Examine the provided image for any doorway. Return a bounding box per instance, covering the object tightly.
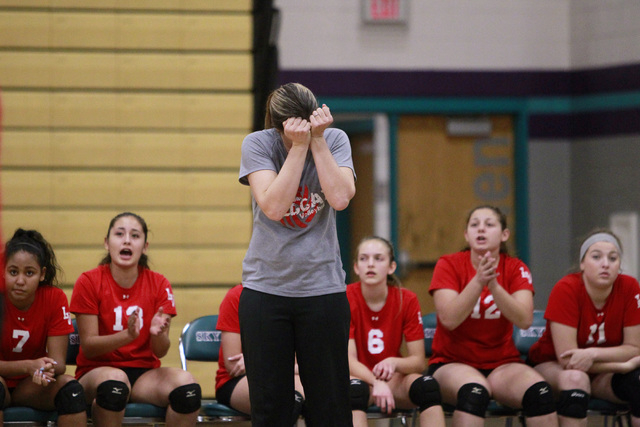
[342,114,516,314]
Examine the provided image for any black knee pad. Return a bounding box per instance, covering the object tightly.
[409,375,441,412]
[557,389,589,419]
[350,379,370,411]
[169,383,201,414]
[54,380,86,415]
[456,383,490,418]
[292,390,304,425]
[96,380,129,412]
[522,381,555,418]
[612,368,640,417]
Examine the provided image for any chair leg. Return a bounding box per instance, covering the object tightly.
[412,409,419,427]
[518,414,527,427]
[386,417,406,427]
[617,412,632,427]
[612,414,622,427]
[604,413,630,427]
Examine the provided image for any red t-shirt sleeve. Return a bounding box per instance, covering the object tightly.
[505,258,535,294]
[48,288,74,336]
[217,285,241,333]
[429,256,461,294]
[402,290,424,343]
[154,273,177,317]
[215,285,243,391]
[70,272,100,315]
[545,278,580,328]
[346,283,360,340]
[622,276,640,327]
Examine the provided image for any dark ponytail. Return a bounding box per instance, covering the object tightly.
[5,228,61,286]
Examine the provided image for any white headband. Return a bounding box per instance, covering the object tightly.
[580,232,622,261]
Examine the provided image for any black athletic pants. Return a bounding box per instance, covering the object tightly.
[238,288,353,427]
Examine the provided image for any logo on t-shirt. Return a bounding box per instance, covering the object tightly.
[281,186,325,228]
[166,288,175,307]
[519,267,532,284]
[62,306,71,325]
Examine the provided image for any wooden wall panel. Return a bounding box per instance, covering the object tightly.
[0,12,50,46]
[118,53,252,90]
[179,54,252,90]
[1,92,252,129]
[3,210,252,246]
[0,52,251,90]
[56,248,245,286]
[178,15,252,51]
[0,92,53,127]
[2,171,248,208]
[2,131,243,168]
[0,11,251,51]
[51,13,117,48]
[0,0,252,13]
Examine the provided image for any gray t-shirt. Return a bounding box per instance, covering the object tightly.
[239,127,355,297]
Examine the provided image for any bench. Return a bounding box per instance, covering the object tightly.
[424,310,632,426]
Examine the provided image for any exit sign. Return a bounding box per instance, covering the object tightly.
[362,0,408,24]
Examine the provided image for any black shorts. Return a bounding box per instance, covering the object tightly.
[120,367,151,388]
[215,375,244,407]
[427,363,494,378]
[78,367,150,388]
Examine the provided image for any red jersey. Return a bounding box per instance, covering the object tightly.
[1,286,73,387]
[70,264,177,378]
[529,273,640,364]
[347,283,424,371]
[215,284,243,392]
[429,251,534,369]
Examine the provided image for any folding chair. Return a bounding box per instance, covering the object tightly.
[587,399,631,427]
[2,407,57,426]
[365,405,416,426]
[178,315,250,423]
[512,310,546,359]
[422,312,437,357]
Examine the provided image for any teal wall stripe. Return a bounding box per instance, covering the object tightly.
[323,92,640,115]
[388,114,400,252]
[514,112,529,262]
[570,91,640,112]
